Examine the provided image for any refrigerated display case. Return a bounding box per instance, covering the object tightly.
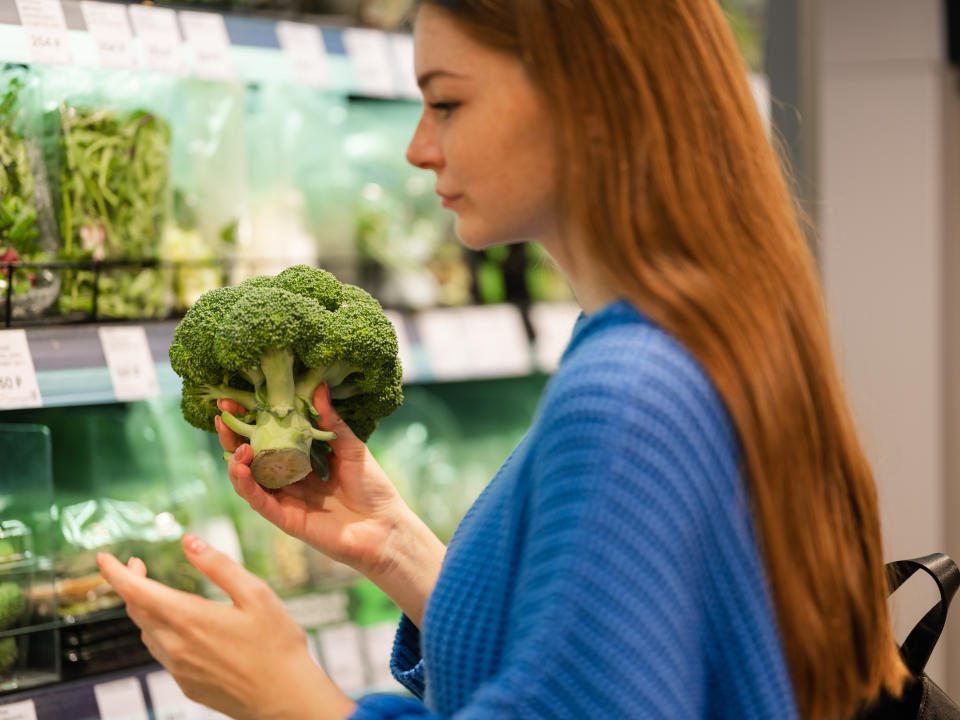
[0,0,780,716]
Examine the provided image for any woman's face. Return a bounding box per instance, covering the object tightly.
[407,4,559,251]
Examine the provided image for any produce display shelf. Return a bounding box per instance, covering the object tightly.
[0,0,420,100]
[9,321,180,409]
[0,301,581,409]
[0,660,167,720]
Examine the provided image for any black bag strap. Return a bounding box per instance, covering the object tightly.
[885,553,960,675]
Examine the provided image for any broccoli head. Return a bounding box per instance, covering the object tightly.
[169,265,403,489]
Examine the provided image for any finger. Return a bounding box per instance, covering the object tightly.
[312,383,358,451]
[227,443,254,478]
[231,469,289,528]
[182,535,275,610]
[215,414,244,454]
[217,398,247,415]
[127,556,147,577]
[97,552,200,618]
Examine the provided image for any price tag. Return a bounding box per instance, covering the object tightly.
[529,302,582,372]
[179,11,235,81]
[0,330,42,410]
[390,34,419,100]
[13,0,71,65]
[383,310,416,382]
[94,677,149,720]
[0,700,38,720]
[416,305,533,381]
[192,516,243,566]
[283,591,349,628]
[364,621,399,688]
[317,623,367,693]
[129,5,184,75]
[98,326,160,402]
[276,21,328,89]
[80,1,138,70]
[146,671,231,720]
[305,631,321,666]
[343,28,396,97]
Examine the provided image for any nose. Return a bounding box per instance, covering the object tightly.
[406,114,443,171]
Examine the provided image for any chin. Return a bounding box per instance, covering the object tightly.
[453,218,524,252]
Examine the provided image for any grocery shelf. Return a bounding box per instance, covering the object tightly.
[0,321,180,409]
[0,302,581,410]
[0,0,419,100]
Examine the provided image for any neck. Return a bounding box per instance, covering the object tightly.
[536,238,618,315]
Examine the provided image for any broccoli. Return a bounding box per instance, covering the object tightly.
[169,265,403,489]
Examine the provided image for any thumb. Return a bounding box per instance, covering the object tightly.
[312,383,359,451]
[182,534,274,610]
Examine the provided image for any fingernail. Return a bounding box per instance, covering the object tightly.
[96,552,105,568]
[214,416,222,431]
[183,534,206,554]
[217,400,225,412]
[323,382,331,402]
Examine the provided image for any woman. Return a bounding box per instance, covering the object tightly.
[97,1,910,718]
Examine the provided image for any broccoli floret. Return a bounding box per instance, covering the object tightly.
[169,265,404,489]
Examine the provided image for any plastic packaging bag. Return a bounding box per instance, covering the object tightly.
[346,99,469,309]
[237,84,355,283]
[0,65,59,321]
[39,67,174,320]
[163,79,247,312]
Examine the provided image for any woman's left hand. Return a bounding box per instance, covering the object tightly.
[96,535,357,720]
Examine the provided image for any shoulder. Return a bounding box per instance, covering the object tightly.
[526,301,744,550]
[541,300,735,458]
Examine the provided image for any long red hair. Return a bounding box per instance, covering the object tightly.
[418,1,909,718]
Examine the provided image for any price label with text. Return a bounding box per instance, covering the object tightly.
[80,1,138,70]
[276,21,328,88]
[318,624,367,694]
[129,5,184,75]
[0,700,38,720]
[383,310,417,382]
[13,0,71,65]
[0,330,42,410]
[94,677,149,720]
[416,305,533,381]
[529,302,582,372]
[390,34,419,99]
[146,671,231,720]
[179,11,235,81]
[98,326,160,402]
[343,28,396,97]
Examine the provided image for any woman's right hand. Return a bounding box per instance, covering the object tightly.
[216,383,409,578]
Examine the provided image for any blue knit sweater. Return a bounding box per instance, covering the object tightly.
[351,300,798,719]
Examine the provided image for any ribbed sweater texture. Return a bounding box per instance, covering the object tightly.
[350,300,798,719]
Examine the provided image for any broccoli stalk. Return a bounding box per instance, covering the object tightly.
[169,266,403,489]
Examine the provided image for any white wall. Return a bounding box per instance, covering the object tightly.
[817,0,955,689]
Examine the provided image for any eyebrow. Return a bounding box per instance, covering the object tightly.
[416,69,467,89]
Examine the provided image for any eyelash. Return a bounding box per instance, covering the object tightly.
[429,101,460,117]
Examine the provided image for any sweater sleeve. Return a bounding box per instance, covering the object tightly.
[352,347,745,719]
[389,614,426,697]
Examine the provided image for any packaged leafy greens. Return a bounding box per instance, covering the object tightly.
[163,80,247,312]
[0,65,59,320]
[238,84,355,283]
[346,99,470,310]
[40,68,174,320]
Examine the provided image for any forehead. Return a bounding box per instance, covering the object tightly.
[412,5,485,72]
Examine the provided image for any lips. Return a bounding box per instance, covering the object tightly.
[437,190,462,208]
